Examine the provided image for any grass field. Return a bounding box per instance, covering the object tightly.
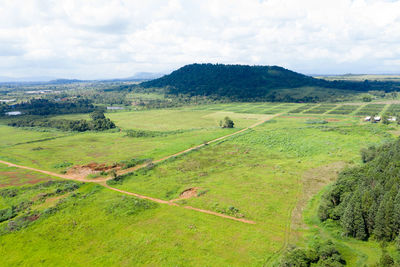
[0,103,398,266]
[109,115,391,265]
[0,109,269,172]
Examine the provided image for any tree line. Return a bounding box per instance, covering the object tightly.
[8,110,115,132]
[4,98,95,115]
[319,138,400,242]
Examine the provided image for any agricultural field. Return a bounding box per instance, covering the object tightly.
[355,104,387,116]
[1,102,399,266]
[288,104,316,114]
[384,104,400,115]
[328,104,361,115]
[302,104,337,114]
[190,103,301,114]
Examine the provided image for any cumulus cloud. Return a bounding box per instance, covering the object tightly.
[0,0,400,79]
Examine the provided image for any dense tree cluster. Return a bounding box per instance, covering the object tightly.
[88,91,130,105]
[139,63,400,102]
[5,99,95,115]
[0,103,6,114]
[319,138,400,241]
[8,110,115,132]
[280,241,345,266]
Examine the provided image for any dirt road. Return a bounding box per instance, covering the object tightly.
[0,114,280,224]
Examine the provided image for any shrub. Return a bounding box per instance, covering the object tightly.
[219,116,234,128]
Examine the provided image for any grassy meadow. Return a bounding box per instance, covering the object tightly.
[0,102,399,266]
[0,109,269,172]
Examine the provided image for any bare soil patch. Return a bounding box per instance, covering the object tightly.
[389,130,400,136]
[66,162,121,178]
[0,171,51,187]
[170,187,199,202]
[179,187,198,199]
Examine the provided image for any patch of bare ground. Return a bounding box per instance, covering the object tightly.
[66,162,121,178]
[0,171,52,187]
[389,130,400,137]
[289,161,346,243]
[170,187,199,202]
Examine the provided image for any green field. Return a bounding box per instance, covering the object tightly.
[0,109,269,172]
[0,103,398,266]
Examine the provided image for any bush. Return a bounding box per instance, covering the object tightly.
[305,119,328,124]
[0,207,17,223]
[53,161,73,168]
[280,241,345,267]
[219,116,234,128]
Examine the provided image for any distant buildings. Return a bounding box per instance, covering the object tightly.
[364,116,396,123]
[0,99,16,103]
[5,111,22,116]
[25,90,54,94]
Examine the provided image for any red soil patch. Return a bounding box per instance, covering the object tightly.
[179,188,198,199]
[0,171,51,187]
[27,214,40,222]
[170,188,199,202]
[66,162,121,178]
[325,118,341,122]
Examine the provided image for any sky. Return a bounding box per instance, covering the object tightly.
[1,0,400,80]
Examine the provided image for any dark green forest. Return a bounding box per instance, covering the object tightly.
[3,99,95,116]
[8,110,116,132]
[139,64,400,102]
[319,138,400,242]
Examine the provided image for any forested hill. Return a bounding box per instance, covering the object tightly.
[141,64,320,99]
[139,63,400,102]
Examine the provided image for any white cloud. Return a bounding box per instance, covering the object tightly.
[0,0,400,79]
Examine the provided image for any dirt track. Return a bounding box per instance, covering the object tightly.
[118,113,281,176]
[0,114,280,224]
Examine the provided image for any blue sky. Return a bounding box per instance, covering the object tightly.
[1,0,400,79]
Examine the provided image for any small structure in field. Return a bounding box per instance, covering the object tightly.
[364,116,371,121]
[373,116,381,122]
[388,116,397,122]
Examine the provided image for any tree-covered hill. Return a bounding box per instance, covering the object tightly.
[139,63,400,102]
